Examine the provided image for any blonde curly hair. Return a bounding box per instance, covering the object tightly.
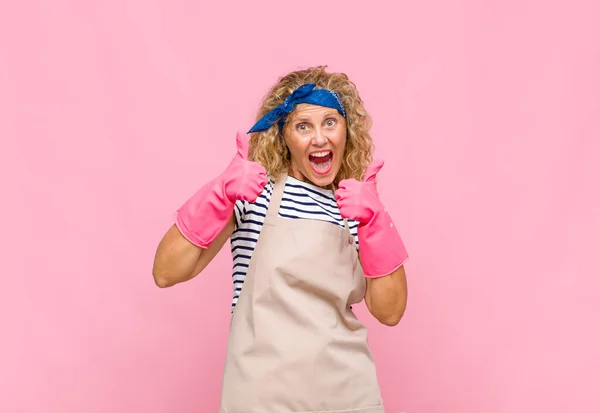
[248,66,374,186]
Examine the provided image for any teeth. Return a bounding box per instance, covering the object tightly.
[310,151,331,158]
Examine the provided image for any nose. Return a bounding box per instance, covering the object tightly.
[311,128,328,146]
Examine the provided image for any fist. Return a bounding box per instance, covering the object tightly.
[335,159,385,225]
[222,131,268,203]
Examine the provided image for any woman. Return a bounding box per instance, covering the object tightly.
[152,66,409,413]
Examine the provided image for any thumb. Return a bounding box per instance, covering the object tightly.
[364,158,384,182]
[236,130,250,160]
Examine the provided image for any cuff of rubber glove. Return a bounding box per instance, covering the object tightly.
[362,255,410,278]
[358,213,410,278]
[173,210,211,249]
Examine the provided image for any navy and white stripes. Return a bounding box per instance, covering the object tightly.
[230,176,359,311]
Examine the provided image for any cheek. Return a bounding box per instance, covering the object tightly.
[285,135,307,157]
[332,129,347,153]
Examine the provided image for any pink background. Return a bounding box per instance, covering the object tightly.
[1,1,599,412]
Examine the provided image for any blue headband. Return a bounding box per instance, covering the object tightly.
[247,83,346,133]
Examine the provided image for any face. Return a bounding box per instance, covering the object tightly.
[283,104,347,188]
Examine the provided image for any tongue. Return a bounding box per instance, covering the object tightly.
[309,153,331,164]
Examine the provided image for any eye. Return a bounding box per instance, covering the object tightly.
[296,123,310,132]
[325,118,337,127]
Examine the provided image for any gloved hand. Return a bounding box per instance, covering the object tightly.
[174,131,268,248]
[335,159,409,278]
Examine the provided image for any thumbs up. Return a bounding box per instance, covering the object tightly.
[221,131,268,203]
[236,130,250,160]
[338,158,408,278]
[364,159,384,182]
[335,159,386,225]
[174,130,267,249]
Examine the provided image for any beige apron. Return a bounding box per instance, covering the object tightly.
[219,173,384,413]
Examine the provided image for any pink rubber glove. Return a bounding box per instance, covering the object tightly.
[335,159,409,278]
[174,131,268,248]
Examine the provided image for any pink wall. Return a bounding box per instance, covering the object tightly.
[1,1,599,412]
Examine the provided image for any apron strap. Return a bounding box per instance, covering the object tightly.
[265,172,287,224]
[342,217,350,232]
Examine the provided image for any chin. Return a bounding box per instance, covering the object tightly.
[308,175,335,188]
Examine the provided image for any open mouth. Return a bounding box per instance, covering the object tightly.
[308,150,333,174]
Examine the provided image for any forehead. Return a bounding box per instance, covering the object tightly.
[290,103,339,119]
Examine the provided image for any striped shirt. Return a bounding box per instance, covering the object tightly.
[230,175,359,311]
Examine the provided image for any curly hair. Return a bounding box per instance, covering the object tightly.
[247,66,374,186]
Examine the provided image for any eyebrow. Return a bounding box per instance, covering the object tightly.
[292,111,339,123]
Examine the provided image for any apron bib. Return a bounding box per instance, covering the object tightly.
[219,173,384,413]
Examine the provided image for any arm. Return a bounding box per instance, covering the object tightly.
[152,213,236,288]
[151,131,267,288]
[335,159,410,327]
[364,265,407,326]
